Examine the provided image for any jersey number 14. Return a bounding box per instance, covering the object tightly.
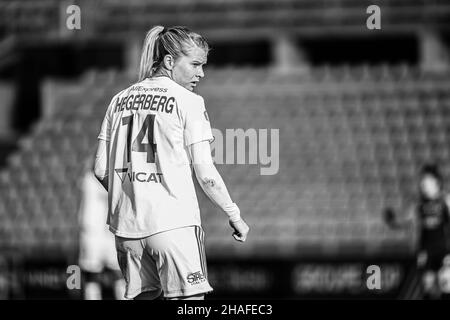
[122,115,156,163]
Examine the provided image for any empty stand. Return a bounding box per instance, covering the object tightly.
[1,65,449,258]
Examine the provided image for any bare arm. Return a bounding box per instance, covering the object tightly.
[190,140,249,241]
[94,139,109,191]
[190,141,237,219]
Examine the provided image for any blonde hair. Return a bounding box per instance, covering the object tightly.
[138,26,210,81]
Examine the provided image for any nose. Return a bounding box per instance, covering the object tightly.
[198,66,204,78]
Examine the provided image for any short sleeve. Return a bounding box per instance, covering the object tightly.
[184,96,214,146]
[97,95,116,141]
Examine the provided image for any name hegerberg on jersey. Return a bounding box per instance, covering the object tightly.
[98,76,214,239]
[110,85,177,187]
[113,90,176,114]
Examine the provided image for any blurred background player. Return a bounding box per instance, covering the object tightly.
[384,164,450,299]
[78,158,125,300]
[438,254,450,299]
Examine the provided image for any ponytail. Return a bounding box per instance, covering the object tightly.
[138,25,210,82]
[138,25,165,81]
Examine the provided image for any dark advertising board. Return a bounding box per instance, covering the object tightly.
[0,255,417,299]
[207,257,417,299]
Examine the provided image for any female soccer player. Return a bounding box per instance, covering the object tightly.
[93,26,249,300]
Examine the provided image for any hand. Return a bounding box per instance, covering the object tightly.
[229,218,249,242]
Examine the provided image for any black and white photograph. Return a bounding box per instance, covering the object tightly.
[0,0,449,313]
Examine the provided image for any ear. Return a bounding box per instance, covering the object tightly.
[162,54,175,70]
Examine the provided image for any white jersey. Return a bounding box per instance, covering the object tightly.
[98,76,214,238]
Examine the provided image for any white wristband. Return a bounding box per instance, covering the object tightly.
[223,202,241,222]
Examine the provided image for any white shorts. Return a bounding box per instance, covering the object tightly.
[115,225,213,299]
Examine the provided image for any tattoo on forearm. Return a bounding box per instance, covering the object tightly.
[204,178,216,188]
